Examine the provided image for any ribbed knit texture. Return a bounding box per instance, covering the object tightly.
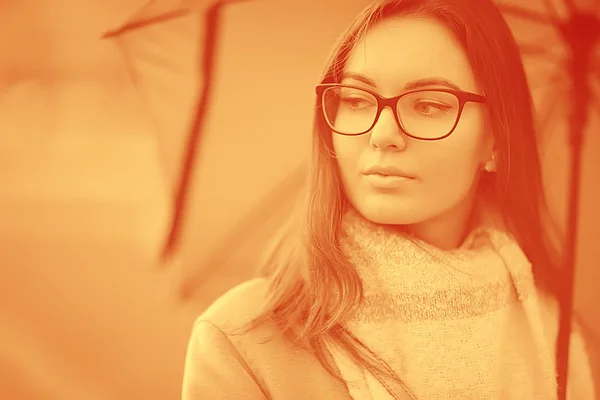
[326,205,595,400]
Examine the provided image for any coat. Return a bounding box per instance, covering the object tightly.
[181,278,598,399]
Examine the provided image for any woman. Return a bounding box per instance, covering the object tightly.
[181,0,597,398]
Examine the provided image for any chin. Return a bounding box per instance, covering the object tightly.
[351,196,428,226]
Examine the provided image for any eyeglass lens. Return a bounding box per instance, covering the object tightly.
[322,86,460,138]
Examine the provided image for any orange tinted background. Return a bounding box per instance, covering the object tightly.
[0,0,597,398]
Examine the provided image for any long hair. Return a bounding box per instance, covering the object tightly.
[230,0,565,383]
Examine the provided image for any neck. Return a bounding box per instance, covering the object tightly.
[400,191,480,250]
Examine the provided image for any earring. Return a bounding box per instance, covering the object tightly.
[484,153,497,173]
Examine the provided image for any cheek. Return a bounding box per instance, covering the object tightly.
[428,143,481,173]
[420,132,487,192]
[428,107,488,167]
[332,135,366,174]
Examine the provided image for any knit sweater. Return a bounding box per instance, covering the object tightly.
[325,206,596,400]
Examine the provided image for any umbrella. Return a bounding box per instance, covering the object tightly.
[104,0,599,397]
[103,0,217,262]
[102,0,370,293]
[495,0,600,397]
[104,0,263,263]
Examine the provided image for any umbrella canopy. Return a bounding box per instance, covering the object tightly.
[496,1,600,394]
[106,0,600,388]
[103,0,374,291]
[0,1,190,399]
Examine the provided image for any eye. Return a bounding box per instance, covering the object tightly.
[336,87,377,111]
[412,101,453,117]
[340,96,375,110]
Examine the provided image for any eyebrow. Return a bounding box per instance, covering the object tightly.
[341,72,462,91]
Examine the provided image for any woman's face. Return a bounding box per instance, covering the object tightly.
[332,16,493,243]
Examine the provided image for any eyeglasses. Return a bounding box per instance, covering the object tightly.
[315,83,486,141]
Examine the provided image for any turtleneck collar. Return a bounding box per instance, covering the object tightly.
[340,196,509,254]
[337,197,534,325]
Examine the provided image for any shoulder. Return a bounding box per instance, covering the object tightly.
[196,278,270,332]
[182,279,272,399]
[185,279,351,399]
[182,279,275,399]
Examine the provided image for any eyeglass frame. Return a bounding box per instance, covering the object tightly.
[315,83,487,141]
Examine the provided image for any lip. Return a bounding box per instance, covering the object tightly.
[363,165,416,179]
[363,173,414,189]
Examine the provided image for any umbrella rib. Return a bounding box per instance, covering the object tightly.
[161,3,222,260]
[162,0,264,260]
[592,69,600,115]
[593,94,600,118]
[559,0,577,15]
[496,3,556,25]
[535,87,563,141]
[220,0,265,4]
[541,0,564,21]
[103,9,190,38]
[518,43,565,69]
[102,0,263,38]
[528,70,558,90]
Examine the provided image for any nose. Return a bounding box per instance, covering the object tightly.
[369,106,408,151]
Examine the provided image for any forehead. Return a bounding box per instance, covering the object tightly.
[344,16,478,93]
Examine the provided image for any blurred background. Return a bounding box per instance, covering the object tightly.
[0,0,598,398]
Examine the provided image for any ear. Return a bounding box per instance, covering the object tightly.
[481,112,495,159]
[483,151,498,173]
[480,128,495,162]
[480,129,497,172]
